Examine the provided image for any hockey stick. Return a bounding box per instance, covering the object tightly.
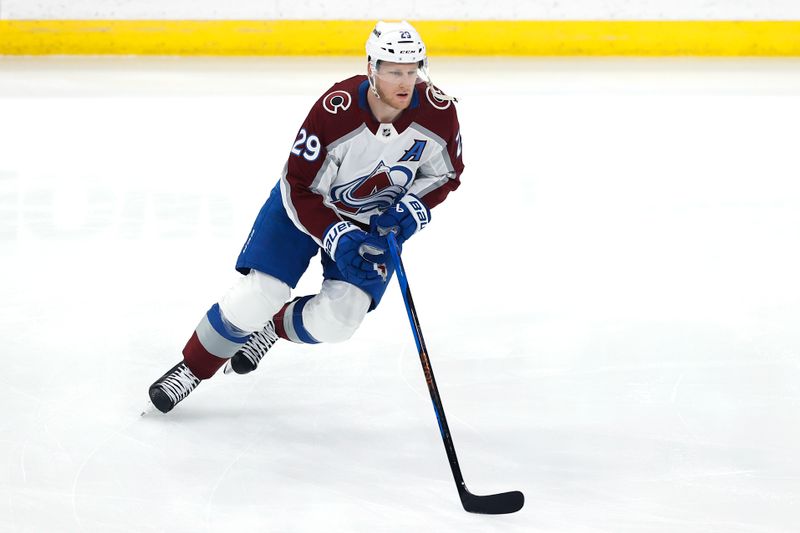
[386,233,524,515]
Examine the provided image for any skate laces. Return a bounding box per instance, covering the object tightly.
[160,364,200,404]
[240,322,279,366]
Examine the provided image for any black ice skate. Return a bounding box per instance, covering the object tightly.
[225,321,279,375]
[148,361,201,413]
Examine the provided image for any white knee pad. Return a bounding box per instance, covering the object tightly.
[219,270,291,333]
[303,280,370,343]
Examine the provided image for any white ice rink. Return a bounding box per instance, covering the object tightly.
[1,56,800,532]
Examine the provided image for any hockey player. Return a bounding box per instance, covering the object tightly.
[148,21,464,413]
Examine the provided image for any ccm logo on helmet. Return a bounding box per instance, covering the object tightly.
[323,90,352,115]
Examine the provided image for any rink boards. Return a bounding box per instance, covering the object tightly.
[2,20,800,56]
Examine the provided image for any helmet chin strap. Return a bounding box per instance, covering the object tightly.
[418,65,458,103]
[368,59,381,99]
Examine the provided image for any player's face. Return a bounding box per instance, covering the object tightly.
[373,61,419,110]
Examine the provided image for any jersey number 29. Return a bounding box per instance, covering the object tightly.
[291,128,321,162]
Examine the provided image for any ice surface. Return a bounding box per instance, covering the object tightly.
[1,57,800,532]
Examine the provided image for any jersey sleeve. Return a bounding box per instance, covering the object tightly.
[279,97,343,247]
[409,104,464,210]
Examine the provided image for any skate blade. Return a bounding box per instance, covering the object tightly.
[140,401,159,416]
[223,360,234,375]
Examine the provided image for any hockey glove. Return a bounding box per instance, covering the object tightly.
[324,221,388,285]
[370,193,430,246]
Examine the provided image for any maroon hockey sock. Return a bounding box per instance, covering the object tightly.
[271,296,320,344]
[272,302,291,341]
[182,332,227,379]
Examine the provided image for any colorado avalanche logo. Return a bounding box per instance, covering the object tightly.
[322,90,351,115]
[330,161,413,215]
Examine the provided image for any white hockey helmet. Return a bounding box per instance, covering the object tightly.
[365,20,457,103]
[366,21,427,68]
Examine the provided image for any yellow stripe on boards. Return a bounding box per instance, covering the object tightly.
[1,20,800,56]
[0,20,375,55]
[418,20,800,56]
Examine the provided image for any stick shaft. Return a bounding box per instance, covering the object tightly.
[387,234,467,492]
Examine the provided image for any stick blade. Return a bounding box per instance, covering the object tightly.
[460,489,524,515]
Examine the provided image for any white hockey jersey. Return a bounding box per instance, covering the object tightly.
[279,75,464,246]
